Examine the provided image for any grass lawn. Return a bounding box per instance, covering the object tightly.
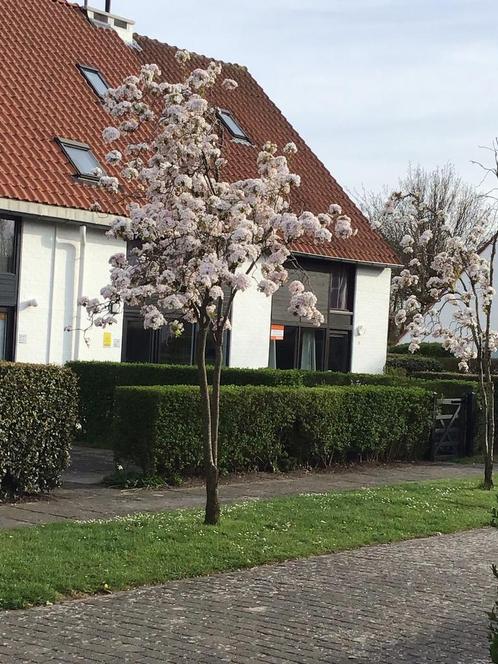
[0,479,496,610]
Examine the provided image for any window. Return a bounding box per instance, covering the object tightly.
[78,65,109,98]
[159,324,194,365]
[0,219,16,274]
[57,139,103,179]
[329,263,354,311]
[218,109,250,143]
[327,330,351,373]
[269,326,326,371]
[0,309,14,361]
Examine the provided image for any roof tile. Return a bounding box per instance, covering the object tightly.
[0,0,399,266]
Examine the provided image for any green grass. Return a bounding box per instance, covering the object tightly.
[0,479,495,610]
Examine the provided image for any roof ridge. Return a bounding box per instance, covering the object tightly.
[135,34,247,70]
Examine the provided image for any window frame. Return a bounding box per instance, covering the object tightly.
[77,64,110,99]
[217,108,251,144]
[329,263,355,313]
[56,138,104,181]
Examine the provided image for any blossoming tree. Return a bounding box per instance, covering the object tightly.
[360,165,495,343]
[80,52,354,524]
[389,190,498,489]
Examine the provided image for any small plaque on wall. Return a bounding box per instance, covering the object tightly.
[103,331,112,348]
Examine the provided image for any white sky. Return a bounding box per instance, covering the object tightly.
[111,0,498,199]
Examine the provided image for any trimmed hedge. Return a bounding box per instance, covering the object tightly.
[389,342,452,358]
[385,354,443,373]
[67,361,302,443]
[113,384,435,477]
[0,362,78,500]
[68,360,479,444]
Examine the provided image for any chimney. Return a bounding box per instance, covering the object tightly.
[85,3,136,45]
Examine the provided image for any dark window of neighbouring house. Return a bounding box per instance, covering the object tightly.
[57,139,103,178]
[122,318,154,363]
[78,65,109,98]
[218,109,250,143]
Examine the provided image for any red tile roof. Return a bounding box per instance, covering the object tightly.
[0,0,400,266]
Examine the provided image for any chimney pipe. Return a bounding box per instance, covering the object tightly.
[105,0,111,12]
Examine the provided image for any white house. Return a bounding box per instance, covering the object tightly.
[0,0,399,373]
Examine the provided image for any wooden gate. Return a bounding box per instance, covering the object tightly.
[431,392,476,460]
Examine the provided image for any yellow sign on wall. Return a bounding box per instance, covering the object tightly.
[103,331,112,348]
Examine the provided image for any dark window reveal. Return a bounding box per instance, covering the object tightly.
[57,139,103,179]
[78,65,109,98]
[218,109,250,143]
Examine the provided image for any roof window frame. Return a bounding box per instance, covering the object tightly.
[56,137,104,182]
[77,64,110,99]
[217,108,252,145]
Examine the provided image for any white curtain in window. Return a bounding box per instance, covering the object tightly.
[300,328,316,370]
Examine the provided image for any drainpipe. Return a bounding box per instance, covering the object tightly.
[75,225,87,360]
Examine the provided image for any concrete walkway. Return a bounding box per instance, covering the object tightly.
[0,446,484,530]
[1,528,496,662]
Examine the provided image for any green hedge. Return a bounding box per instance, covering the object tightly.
[385,354,443,373]
[68,361,478,444]
[113,385,435,477]
[0,362,78,500]
[389,342,452,358]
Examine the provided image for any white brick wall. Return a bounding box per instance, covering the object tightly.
[350,266,391,374]
[229,265,272,368]
[16,219,125,364]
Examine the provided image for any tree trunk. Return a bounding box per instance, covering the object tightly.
[484,379,495,490]
[195,324,220,525]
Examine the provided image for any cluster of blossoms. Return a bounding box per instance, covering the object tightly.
[391,206,498,370]
[80,53,354,340]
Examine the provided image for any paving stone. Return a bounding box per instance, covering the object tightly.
[0,528,496,662]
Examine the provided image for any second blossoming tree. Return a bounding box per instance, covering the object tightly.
[81,52,355,524]
[388,189,498,489]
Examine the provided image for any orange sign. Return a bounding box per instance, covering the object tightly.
[270,324,284,341]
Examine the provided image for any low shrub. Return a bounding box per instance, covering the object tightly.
[113,384,435,477]
[385,354,443,373]
[0,362,78,500]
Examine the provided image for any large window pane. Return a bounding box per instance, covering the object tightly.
[330,264,354,311]
[300,328,326,371]
[0,309,13,360]
[0,219,15,274]
[159,324,193,365]
[123,318,153,362]
[327,331,351,373]
[274,325,298,369]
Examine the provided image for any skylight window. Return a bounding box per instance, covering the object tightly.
[57,139,103,179]
[78,65,109,98]
[217,109,250,143]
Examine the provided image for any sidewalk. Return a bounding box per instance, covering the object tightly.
[0,446,484,530]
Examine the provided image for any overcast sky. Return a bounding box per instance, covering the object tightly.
[111,0,498,200]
